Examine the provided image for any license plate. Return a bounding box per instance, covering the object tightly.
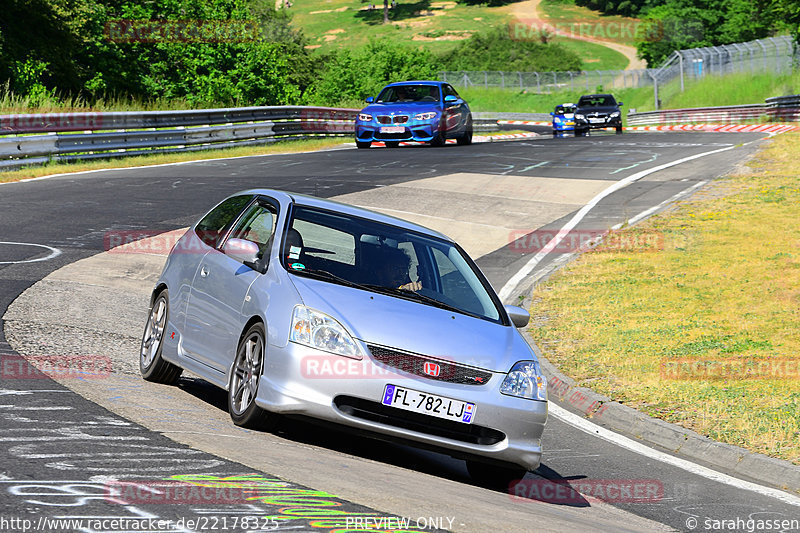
[380,126,405,133]
[589,118,604,123]
[565,121,575,126]
[381,384,475,424]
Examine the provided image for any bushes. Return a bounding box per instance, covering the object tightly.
[440,25,583,72]
[306,40,440,107]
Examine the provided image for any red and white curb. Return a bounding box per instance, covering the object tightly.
[626,123,797,134]
[498,120,551,126]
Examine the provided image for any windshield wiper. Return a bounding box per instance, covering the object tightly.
[361,284,465,315]
[291,268,367,290]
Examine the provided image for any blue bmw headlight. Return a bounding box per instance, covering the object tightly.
[358,113,372,122]
[414,112,437,120]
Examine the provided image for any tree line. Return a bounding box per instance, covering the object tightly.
[0,0,588,109]
[568,0,799,64]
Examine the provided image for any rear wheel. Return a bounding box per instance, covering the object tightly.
[140,290,182,384]
[356,141,371,149]
[229,323,275,429]
[467,460,528,489]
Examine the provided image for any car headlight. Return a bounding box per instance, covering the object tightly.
[574,113,585,120]
[290,306,363,359]
[610,111,620,118]
[358,113,372,122]
[414,112,437,120]
[500,361,547,401]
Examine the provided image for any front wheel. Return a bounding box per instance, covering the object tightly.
[457,120,473,145]
[615,125,623,134]
[140,290,182,384]
[229,323,275,429]
[356,140,371,149]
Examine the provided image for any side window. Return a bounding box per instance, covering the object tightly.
[228,202,277,251]
[443,84,460,99]
[195,195,251,248]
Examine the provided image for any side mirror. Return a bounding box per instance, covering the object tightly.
[504,305,530,328]
[618,101,623,106]
[550,112,554,116]
[365,96,375,104]
[444,95,458,104]
[223,238,262,270]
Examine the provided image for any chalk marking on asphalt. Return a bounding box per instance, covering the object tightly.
[0,242,62,264]
[498,144,737,302]
[550,402,800,507]
[498,139,800,504]
[609,152,658,174]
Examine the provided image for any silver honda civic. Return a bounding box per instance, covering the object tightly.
[140,189,548,482]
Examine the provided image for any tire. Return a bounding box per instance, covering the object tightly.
[616,125,623,134]
[430,122,446,147]
[140,290,182,384]
[228,323,274,429]
[467,460,528,489]
[457,119,473,146]
[384,141,400,148]
[574,128,586,137]
[356,141,371,149]
[552,130,558,136]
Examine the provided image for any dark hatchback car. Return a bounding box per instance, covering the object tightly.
[573,94,623,136]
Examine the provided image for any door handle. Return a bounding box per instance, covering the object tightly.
[200,266,209,278]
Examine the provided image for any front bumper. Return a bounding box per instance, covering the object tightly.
[575,116,622,130]
[355,122,441,143]
[553,121,575,131]
[256,341,547,471]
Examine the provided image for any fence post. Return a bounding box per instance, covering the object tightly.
[679,52,684,91]
[535,72,540,93]
[519,71,523,90]
[484,71,488,89]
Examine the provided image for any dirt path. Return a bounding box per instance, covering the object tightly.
[508,0,647,70]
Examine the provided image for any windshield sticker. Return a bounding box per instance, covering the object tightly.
[290,262,305,271]
[289,246,301,259]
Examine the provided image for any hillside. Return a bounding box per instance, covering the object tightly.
[289,0,633,70]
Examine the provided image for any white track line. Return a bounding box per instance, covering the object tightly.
[501,140,800,503]
[552,403,800,506]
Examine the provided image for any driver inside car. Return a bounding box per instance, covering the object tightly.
[380,246,422,292]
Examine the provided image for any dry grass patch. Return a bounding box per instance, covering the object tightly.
[529,132,800,463]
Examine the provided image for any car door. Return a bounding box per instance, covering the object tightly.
[183,198,278,375]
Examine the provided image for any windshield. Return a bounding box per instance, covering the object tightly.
[578,95,616,107]
[377,84,440,103]
[555,105,574,114]
[282,205,503,323]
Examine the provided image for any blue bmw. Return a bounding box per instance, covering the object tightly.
[355,81,473,148]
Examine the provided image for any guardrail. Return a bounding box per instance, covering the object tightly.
[628,95,800,126]
[0,107,543,171]
[0,106,358,171]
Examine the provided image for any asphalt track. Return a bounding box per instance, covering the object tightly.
[2,131,797,533]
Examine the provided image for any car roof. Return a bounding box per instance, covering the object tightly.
[579,94,614,99]
[234,189,452,241]
[384,80,444,87]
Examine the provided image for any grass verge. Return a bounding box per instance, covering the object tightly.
[528,132,800,463]
[0,137,348,184]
